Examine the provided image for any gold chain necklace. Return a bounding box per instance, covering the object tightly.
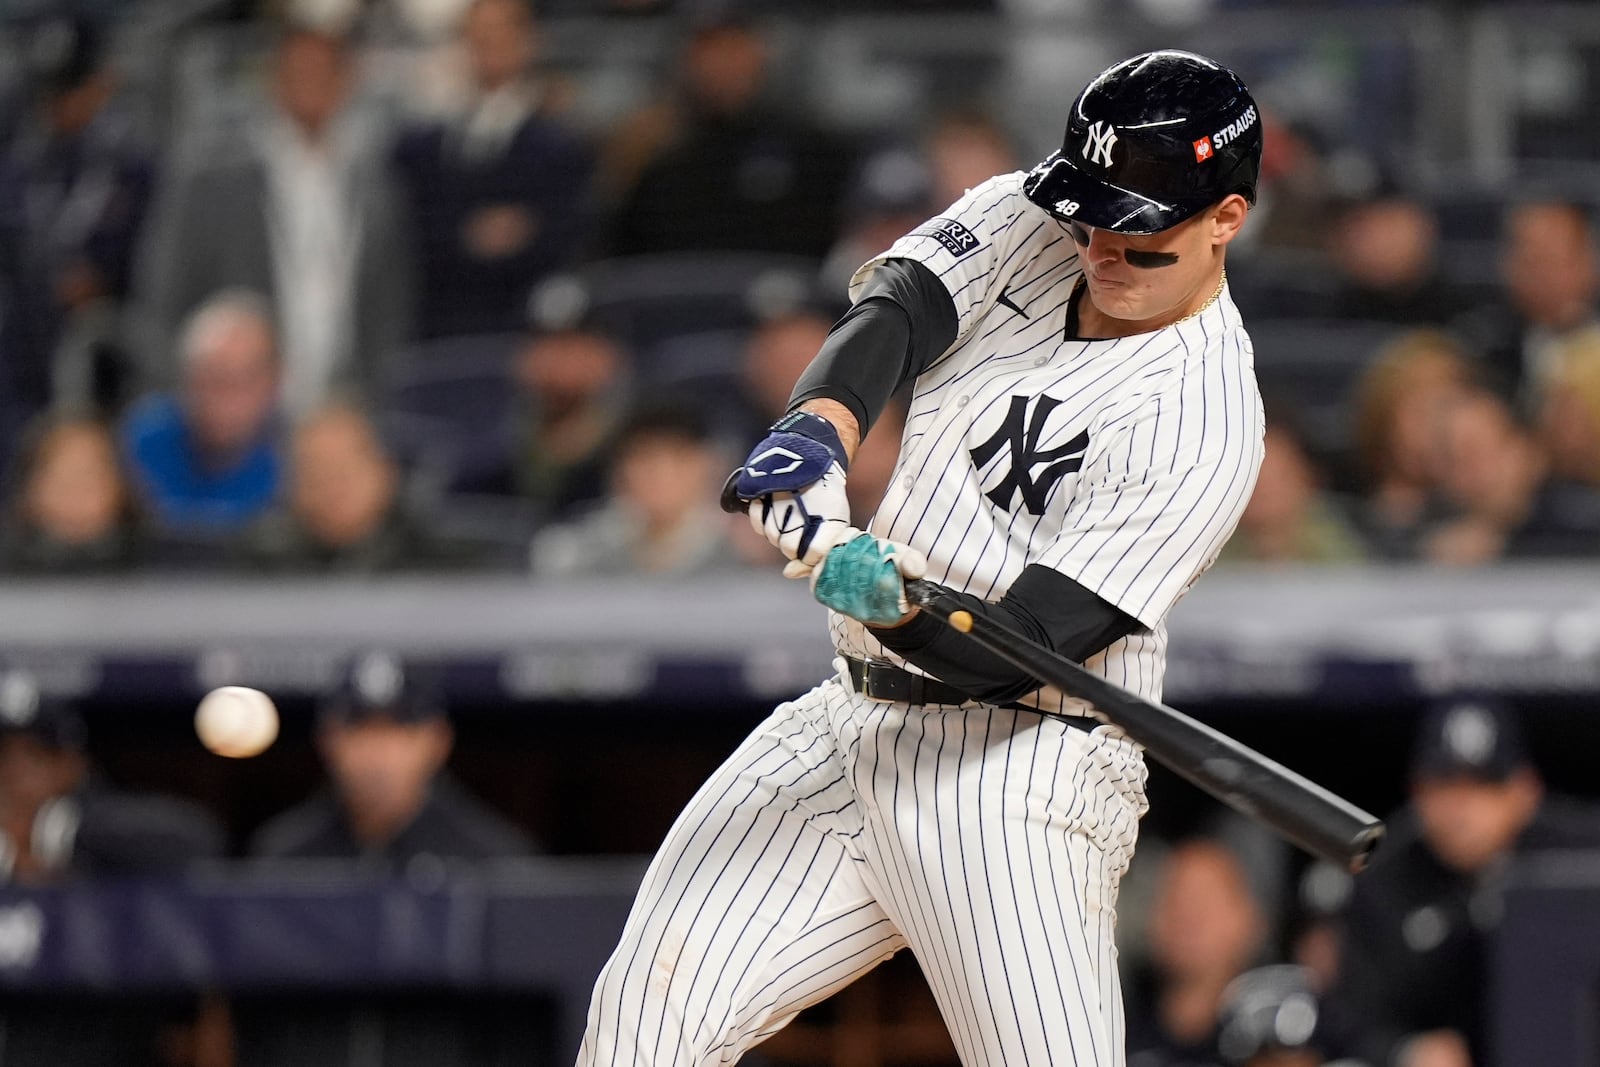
[1175,270,1227,326]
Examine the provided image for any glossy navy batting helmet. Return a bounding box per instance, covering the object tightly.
[1023,50,1262,234]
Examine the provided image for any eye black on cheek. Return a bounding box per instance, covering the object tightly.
[1124,250,1181,269]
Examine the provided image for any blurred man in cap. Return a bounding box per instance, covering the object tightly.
[1328,697,1600,1067]
[250,651,530,868]
[0,671,222,881]
[240,653,540,1067]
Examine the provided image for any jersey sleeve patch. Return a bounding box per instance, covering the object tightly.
[914,218,983,260]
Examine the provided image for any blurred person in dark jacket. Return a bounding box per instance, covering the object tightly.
[0,413,142,573]
[250,651,530,868]
[1324,186,1467,327]
[0,15,154,422]
[0,674,225,1067]
[240,652,534,1067]
[531,403,741,577]
[465,285,629,518]
[1455,198,1600,412]
[1329,697,1600,1067]
[138,22,413,416]
[392,0,593,338]
[247,403,481,571]
[120,290,283,535]
[605,16,854,257]
[0,677,223,881]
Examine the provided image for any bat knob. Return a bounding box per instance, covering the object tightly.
[949,610,974,634]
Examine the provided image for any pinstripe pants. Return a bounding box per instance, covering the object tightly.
[577,672,1148,1066]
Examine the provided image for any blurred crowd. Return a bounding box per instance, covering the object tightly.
[2,0,1599,583]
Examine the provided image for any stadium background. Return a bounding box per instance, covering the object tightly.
[2,1,1600,1065]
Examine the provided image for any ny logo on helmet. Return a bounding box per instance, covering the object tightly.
[1083,121,1118,168]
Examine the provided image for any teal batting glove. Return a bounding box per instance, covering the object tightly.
[809,529,928,627]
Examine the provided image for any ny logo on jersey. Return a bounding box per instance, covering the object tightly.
[1082,121,1118,169]
[969,395,1089,515]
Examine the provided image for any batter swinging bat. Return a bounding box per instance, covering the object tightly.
[902,579,1385,873]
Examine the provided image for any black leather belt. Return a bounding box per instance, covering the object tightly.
[843,656,1099,732]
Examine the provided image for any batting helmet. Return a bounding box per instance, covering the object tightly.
[1023,50,1262,235]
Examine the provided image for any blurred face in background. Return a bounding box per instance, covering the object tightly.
[463,0,534,92]
[1503,202,1598,329]
[291,408,398,547]
[0,734,84,819]
[683,23,767,116]
[1332,197,1437,291]
[23,421,126,545]
[926,113,1018,208]
[1436,391,1540,525]
[1414,769,1540,873]
[273,31,351,139]
[517,330,622,421]
[182,307,279,459]
[1148,841,1266,983]
[612,430,714,534]
[1358,336,1470,491]
[1538,341,1600,485]
[742,313,831,422]
[319,715,452,843]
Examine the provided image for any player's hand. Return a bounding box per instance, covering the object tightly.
[730,411,852,567]
[805,528,927,627]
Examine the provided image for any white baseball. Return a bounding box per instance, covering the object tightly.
[195,686,279,759]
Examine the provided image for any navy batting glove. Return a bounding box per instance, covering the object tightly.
[732,411,853,566]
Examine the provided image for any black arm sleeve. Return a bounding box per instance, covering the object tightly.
[870,564,1143,705]
[787,258,959,435]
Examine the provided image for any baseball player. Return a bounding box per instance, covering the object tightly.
[578,50,1266,1066]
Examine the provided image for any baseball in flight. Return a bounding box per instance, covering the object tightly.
[195,685,279,758]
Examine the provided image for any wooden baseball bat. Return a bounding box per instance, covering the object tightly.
[903,579,1385,873]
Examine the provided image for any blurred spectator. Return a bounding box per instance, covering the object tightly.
[467,299,629,518]
[251,651,530,867]
[729,306,834,443]
[0,674,225,1067]
[120,290,283,535]
[0,15,154,424]
[1244,112,1338,258]
[1352,331,1472,559]
[532,403,739,577]
[241,651,533,1067]
[139,23,413,416]
[923,107,1021,209]
[1535,330,1600,490]
[0,677,223,880]
[392,0,594,338]
[606,16,855,257]
[1125,837,1271,1067]
[1325,187,1466,327]
[1329,697,1600,1067]
[1423,387,1600,564]
[1220,415,1366,564]
[1455,198,1600,410]
[0,413,142,573]
[820,144,933,295]
[247,403,479,571]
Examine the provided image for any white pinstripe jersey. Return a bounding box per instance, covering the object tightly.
[829,171,1265,715]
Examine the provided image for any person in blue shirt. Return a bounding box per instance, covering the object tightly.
[121,289,283,534]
